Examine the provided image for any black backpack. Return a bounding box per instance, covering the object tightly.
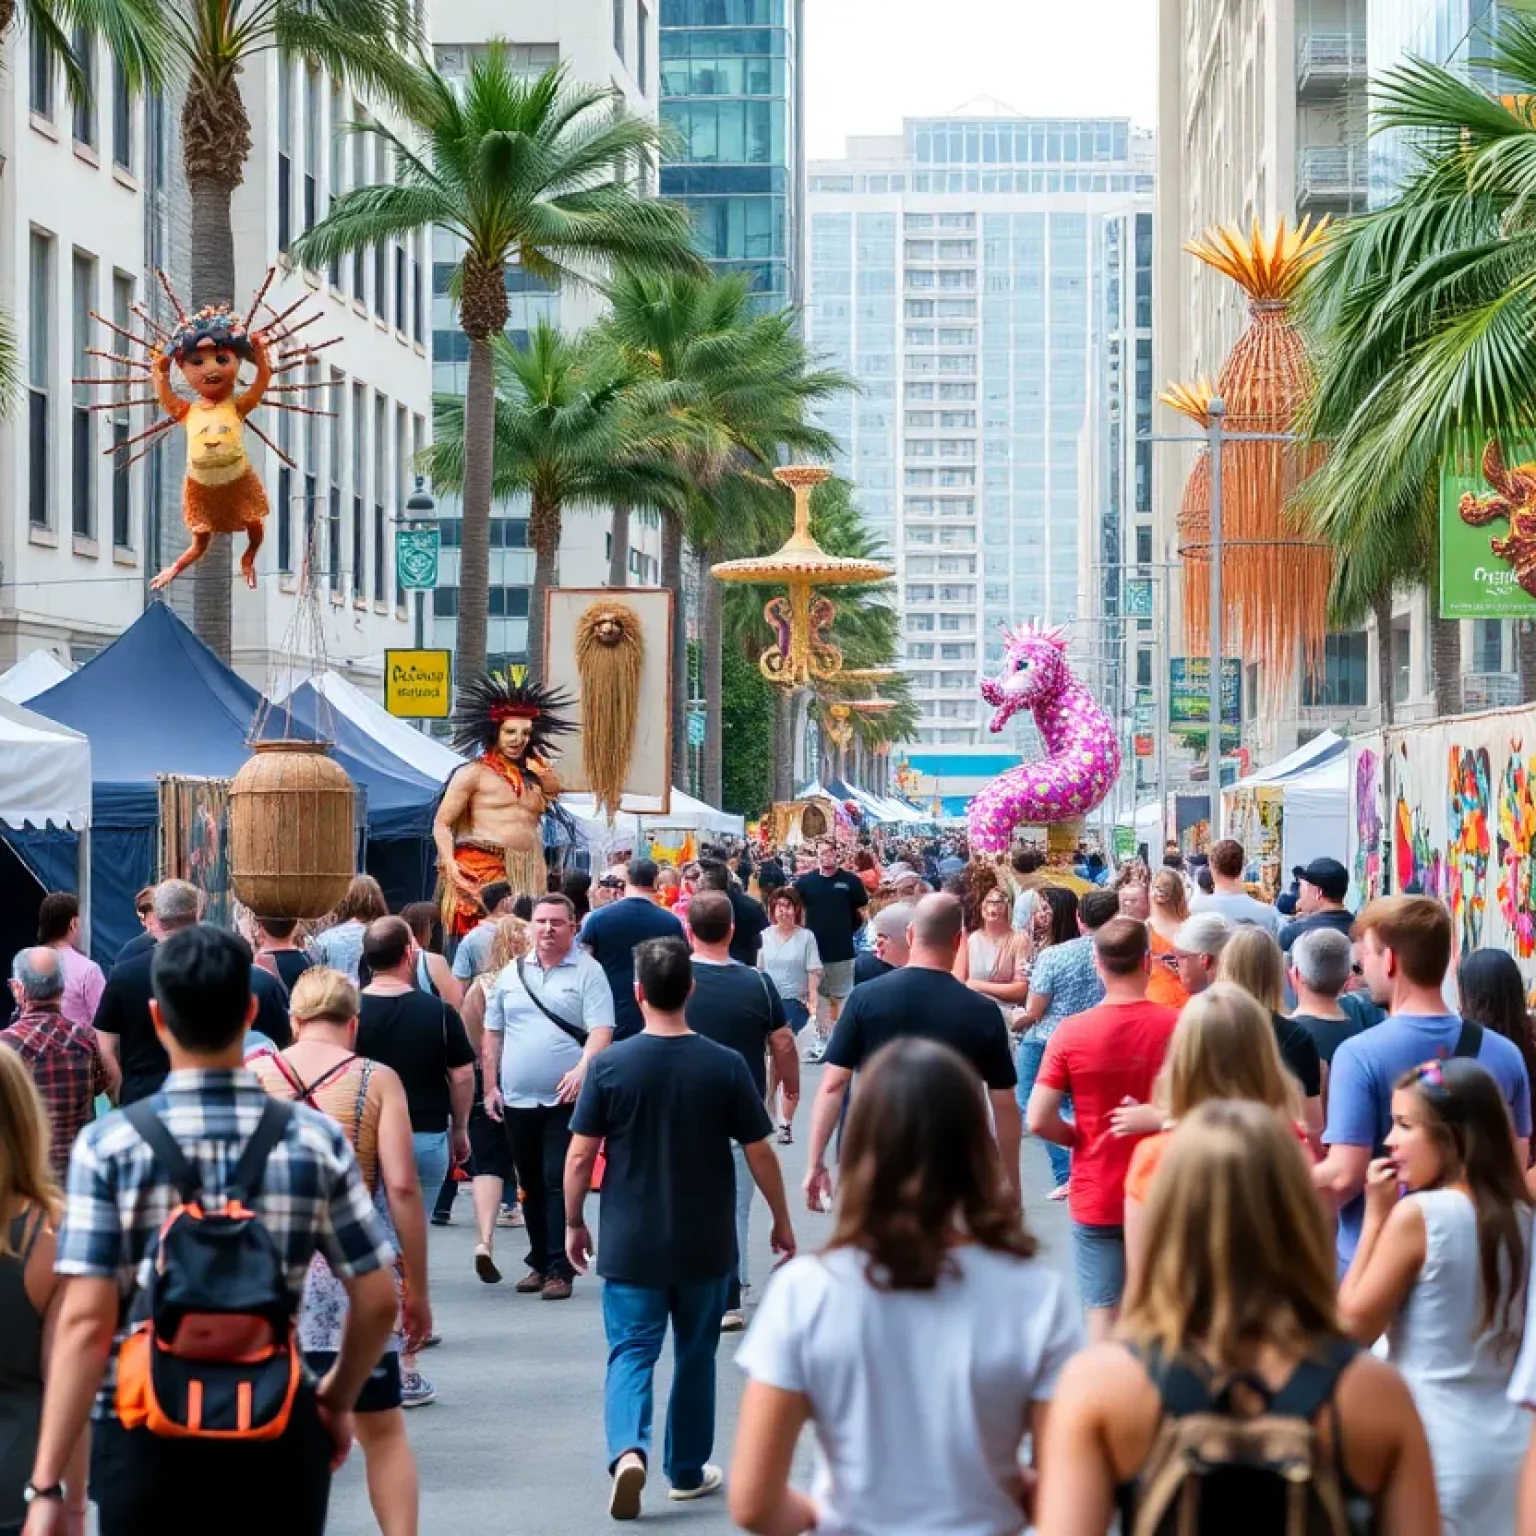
[115,1098,304,1442]
[1127,1337,1373,1536]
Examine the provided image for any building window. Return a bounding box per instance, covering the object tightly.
[328,369,343,591]
[352,382,366,596]
[373,137,387,323]
[1302,631,1370,708]
[373,394,386,604]
[29,232,54,528]
[303,66,319,235]
[613,0,625,62]
[303,358,321,566]
[30,29,53,118]
[413,235,424,343]
[277,395,294,572]
[352,108,367,299]
[111,57,132,170]
[636,0,647,89]
[1135,525,1152,565]
[112,272,133,546]
[1472,618,1505,674]
[328,83,344,288]
[395,404,409,613]
[70,29,95,147]
[276,52,292,253]
[395,243,406,332]
[71,252,95,537]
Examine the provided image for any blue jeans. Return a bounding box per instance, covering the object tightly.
[602,1275,731,1490]
[1016,1034,1071,1187]
[412,1130,450,1200]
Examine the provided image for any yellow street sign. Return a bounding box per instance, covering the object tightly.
[384,649,453,718]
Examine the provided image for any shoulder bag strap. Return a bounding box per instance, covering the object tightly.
[515,957,588,1047]
[124,1099,203,1206]
[226,1098,295,1208]
[1452,1020,1485,1059]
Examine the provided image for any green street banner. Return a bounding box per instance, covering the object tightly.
[1169,657,1241,752]
[1439,438,1536,619]
[1125,577,1154,617]
[395,526,441,592]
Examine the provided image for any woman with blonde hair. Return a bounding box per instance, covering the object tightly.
[1037,1100,1438,1536]
[458,915,532,1275]
[0,1046,86,1535]
[1218,925,1323,1139]
[1116,983,1301,1289]
[956,885,1031,1029]
[250,969,431,1530]
[1144,869,1189,1008]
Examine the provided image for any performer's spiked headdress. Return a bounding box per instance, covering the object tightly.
[450,672,576,760]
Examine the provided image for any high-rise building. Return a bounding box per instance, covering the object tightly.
[806,112,1153,796]
[426,2,667,670]
[659,0,804,309]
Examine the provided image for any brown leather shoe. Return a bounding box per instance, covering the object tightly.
[514,1270,545,1294]
[541,1276,573,1301]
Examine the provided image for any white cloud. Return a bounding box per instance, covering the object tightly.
[804,0,1157,159]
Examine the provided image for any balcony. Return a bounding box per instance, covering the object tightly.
[1296,146,1368,212]
[1296,30,1366,98]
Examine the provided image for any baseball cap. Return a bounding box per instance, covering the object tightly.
[1292,857,1349,902]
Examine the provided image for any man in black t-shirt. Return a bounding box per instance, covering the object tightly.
[804,893,1020,1212]
[1288,926,1369,1101]
[793,838,869,1056]
[695,859,769,967]
[685,892,799,1327]
[566,938,795,1520]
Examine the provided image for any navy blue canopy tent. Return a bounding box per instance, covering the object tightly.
[15,604,442,963]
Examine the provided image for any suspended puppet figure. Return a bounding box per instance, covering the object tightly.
[76,268,340,593]
[435,673,576,937]
[575,601,645,822]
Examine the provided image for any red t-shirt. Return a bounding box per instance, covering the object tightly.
[1037,999,1179,1226]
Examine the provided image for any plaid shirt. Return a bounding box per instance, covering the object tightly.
[56,1067,396,1417]
[0,1005,109,1172]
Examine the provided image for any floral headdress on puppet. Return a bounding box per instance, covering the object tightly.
[449,672,576,766]
[167,305,258,365]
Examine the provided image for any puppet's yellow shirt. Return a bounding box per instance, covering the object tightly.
[184,397,250,484]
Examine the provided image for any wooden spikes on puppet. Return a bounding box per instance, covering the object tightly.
[76,268,341,594]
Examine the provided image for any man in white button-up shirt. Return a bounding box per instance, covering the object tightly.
[484,892,614,1299]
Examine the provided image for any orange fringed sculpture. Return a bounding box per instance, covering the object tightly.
[76,269,340,592]
[1176,220,1334,709]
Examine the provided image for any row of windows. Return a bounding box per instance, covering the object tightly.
[662,0,787,25]
[905,642,977,661]
[660,25,786,59]
[273,54,426,345]
[30,30,134,173]
[660,98,786,166]
[909,119,1131,165]
[435,517,528,549]
[433,586,531,619]
[613,0,652,87]
[905,612,976,633]
[809,171,1152,196]
[660,55,787,97]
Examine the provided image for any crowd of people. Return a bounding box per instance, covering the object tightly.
[5,830,1536,1532]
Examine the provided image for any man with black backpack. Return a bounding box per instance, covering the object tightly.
[23,925,399,1536]
[1312,896,1532,1271]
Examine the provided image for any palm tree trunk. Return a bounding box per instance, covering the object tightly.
[1372,587,1396,727]
[771,686,793,802]
[457,337,496,680]
[608,502,630,587]
[1519,620,1536,703]
[1431,612,1462,718]
[701,541,724,807]
[187,172,239,660]
[526,490,561,682]
[662,513,687,786]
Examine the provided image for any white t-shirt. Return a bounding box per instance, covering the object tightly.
[736,1246,1082,1536]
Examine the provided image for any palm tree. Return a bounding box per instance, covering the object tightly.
[597,270,851,799]
[1292,22,1536,712]
[423,321,689,675]
[294,47,698,682]
[5,0,164,107]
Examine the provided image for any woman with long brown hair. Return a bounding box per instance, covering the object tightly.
[1038,1099,1438,1536]
[0,1046,85,1535]
[729,1038,1081,1536]
[1340,1057,1534,1532]
[1144,869,1189,1009]
[956,886,1031,1028]
[314,873,389,981]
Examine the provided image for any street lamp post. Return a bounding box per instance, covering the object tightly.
[1139,398,1300,843]
[397,477,439,734]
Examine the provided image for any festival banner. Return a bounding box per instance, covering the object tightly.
[1347,733,1385,910]
[1439,438,1536,618]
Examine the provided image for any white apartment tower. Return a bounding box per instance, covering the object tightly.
[806,111,1153,806]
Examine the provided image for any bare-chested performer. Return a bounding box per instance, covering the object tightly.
[435,673,575,937]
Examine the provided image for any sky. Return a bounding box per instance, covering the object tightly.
[803,0,1158,160]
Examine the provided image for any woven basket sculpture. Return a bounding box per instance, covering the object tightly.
[229,741,355,920]
[1180,220,1334,708]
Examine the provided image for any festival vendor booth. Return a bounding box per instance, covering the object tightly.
[0,648,73,705]
[23,604,445,962]
[559,787,743,867]
[0,699,91,968]
[766,783,859,853]
[1223,730,1349,893]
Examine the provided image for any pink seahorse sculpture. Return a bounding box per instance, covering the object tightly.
[966,621,1122,855]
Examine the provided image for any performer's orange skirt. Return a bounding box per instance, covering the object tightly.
[184,468,269,534]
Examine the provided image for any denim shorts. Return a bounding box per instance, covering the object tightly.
[1071,1221,1127,1310]
[781,997,811,1035]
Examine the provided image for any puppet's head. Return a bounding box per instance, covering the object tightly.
[167,306,257,400]
[575,601,646,818]
[450,672,575,766]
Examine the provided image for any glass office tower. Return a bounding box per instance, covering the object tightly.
[659,0,803,308]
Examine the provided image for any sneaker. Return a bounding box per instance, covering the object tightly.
[400,1370,436,1408]
[720,1310,746,1333]
[515,1270,546,1294]
[541,1276,573,1301]
[668,1465,724,1502]
[497,1204,525,1228]
[804,1038,826,1065]
[474,1245,502,1285]
[429,1211,452,1227]
[609,1451,646,1521]
[775,1121,793,1145]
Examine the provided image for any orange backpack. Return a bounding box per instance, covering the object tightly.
[116,1098,303,1441]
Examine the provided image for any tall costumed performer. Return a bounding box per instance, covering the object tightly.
[435,673,575,935]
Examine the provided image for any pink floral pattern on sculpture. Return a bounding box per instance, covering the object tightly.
[966,621,1122,854]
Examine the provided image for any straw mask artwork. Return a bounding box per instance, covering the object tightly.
[575,601,646,821]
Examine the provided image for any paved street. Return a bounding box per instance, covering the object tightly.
[328,1067,1075,1533]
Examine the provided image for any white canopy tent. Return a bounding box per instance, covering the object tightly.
[1228,729,1347,792]
[289,669,466,780]
[0,697,93,940]
[0,649,72,705]
[561,789,745,857]
[1276,752,1349,878]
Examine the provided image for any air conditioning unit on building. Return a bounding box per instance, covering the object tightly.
[1462,671,1522,710]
